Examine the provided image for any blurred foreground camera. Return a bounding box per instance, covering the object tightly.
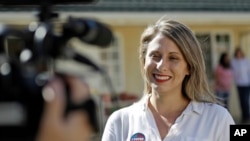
[0,0,114,140]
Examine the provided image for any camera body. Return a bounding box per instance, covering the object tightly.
[0,0,113,140]
[0,63,45,140]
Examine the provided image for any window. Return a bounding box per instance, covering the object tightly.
[195,32,232,81]
[196,33,213,80]
[99,35,125,93]
[214,34,231,66]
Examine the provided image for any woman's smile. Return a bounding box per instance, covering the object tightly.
[153,73,171,83]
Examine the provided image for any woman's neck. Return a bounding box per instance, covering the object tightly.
[148,93,190,140]
[149,92,190,117]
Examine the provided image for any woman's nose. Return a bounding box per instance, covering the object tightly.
[156,59,168,72]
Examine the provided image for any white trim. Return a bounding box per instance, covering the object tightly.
[75,12,250,26]
[194,29,234,70]
[1,11,250,25]
[113,32,125,93]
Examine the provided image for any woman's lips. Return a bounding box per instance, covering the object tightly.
[153,74,171,83]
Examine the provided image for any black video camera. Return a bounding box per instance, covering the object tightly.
[0,0,114,140]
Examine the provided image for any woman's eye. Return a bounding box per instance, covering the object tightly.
[151,54,161,60]
[169,57,178,60]
[152,55,159,58]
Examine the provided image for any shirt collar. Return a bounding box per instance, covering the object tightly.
[141,94,150,111]
[182,101,203,115]
[140,94,203,115]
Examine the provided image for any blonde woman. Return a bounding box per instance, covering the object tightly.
[102,18,235,141]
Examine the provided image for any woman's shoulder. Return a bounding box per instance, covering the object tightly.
[195,101,227,113]
[190,101,232,117]
[197,102,234,122]
[203,102,228,112]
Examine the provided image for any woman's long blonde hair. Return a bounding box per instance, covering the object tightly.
[139,18,216,103]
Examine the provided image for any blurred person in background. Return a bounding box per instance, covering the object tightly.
[101,17,235,141]
[214,52,233,109]
[231,47,250,124]
[36,75,94,141]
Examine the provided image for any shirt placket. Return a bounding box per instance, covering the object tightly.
[144,108,162,141]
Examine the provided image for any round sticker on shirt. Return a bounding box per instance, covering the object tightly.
[130,132,145,141]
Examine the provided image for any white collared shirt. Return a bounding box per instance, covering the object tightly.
[231,58,250,86]
[101,95,235,141]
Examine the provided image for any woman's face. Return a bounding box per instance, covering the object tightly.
[144,33,189,95]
